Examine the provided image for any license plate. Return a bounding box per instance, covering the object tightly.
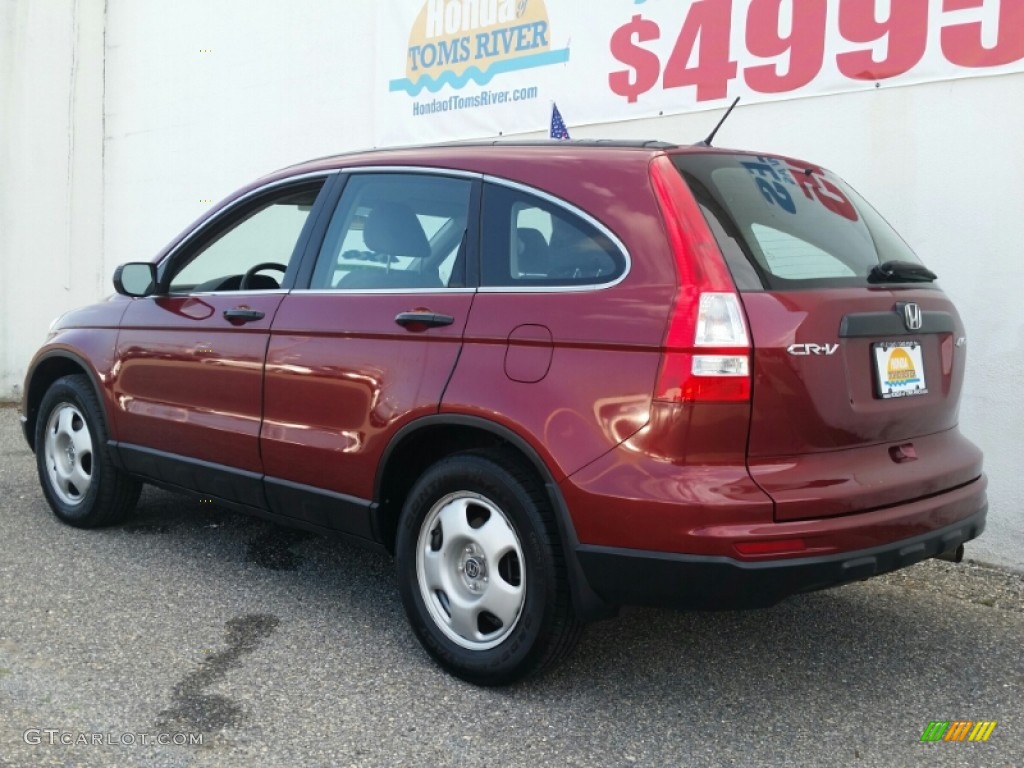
[873,341,928,399]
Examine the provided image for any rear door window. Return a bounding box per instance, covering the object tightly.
[310,173,472,290]
[673,153,923,290]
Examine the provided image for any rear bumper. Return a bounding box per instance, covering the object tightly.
[575,490,987,610]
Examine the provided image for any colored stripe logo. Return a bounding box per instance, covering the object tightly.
[920,721,997,742]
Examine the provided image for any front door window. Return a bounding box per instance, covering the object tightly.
[169,183,323,293]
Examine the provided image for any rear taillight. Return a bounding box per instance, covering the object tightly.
[695,293,748,347]
[650,156,751,403]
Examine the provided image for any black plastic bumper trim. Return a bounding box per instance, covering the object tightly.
[575,505,987,611]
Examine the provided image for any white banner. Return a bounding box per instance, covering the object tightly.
[374,0,1024,145]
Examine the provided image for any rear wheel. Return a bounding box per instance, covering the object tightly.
[35,374,141,527]
[396,451,583,685]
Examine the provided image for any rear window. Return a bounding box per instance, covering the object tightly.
[673,153,923,290]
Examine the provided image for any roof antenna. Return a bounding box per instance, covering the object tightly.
[699,97,740,147]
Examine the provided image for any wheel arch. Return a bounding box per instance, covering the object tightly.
[23,351,107,453]
[373,414,615,621]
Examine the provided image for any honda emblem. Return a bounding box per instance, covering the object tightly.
[902,302,923,331]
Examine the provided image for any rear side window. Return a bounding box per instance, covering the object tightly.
[480,183,626,288]
[673,154,922,290]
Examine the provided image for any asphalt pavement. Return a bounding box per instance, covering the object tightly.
[0,406,1021,768]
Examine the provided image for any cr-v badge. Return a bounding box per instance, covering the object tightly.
[787,343,839,356]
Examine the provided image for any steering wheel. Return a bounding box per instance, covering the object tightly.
[239,262,287,290]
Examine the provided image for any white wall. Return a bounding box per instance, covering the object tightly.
[102,0,377,274]
[1,3,1019,570]
[0,0,105,401]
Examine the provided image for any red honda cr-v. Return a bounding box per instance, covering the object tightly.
[20,140,986,684]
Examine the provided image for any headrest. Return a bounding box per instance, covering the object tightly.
[516,227,548,253]
[363,202,430,260]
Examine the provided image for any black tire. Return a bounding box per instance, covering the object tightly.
[396,450,583,685]
[35,374,141,528]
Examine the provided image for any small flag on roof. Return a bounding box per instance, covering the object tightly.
[550,102,570,140]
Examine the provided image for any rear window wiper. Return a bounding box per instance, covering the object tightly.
[868,260,937,284]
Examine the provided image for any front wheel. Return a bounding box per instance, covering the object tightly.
[35,374,141,527]
[396,451,583,685]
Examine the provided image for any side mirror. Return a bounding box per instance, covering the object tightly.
[113,262,158,297]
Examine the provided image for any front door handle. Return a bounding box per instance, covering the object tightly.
[223,308,265,323]
[395,311,455,329]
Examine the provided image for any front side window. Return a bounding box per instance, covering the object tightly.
[310,173,472,290]
[480,183,626,288]
[168,181,325,293]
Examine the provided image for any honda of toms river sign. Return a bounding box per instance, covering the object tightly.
[382,0,570,142]
[376,0,1024,145]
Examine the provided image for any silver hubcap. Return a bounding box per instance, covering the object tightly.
[416,492,525,651]
[43,403,94,506]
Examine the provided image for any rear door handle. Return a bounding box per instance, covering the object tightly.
[223,308,265,323]
[395,311,455,329]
